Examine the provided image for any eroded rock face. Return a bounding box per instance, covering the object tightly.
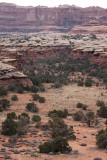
[0,3,107,32]
[0,57,32,88]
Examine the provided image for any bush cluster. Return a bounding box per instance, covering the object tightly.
[0,99,10,111]
[96,128,107,149]
[26,102,38,113]
[39,136,72,154]
[48,109,68,118]
[32,94,45,103]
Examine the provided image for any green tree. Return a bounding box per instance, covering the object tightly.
[1,119,18,136]
[96,128,107,149]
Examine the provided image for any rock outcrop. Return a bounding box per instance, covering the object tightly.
[0,3,107,32]
[0,57,32,88]
[71,21,107,34]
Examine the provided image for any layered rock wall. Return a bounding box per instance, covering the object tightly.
[0,3,107,32]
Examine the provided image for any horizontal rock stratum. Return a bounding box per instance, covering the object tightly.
[0,3,107,32]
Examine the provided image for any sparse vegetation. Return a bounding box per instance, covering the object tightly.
[11,95,18,101]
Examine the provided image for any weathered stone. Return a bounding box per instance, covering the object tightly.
[80,143,87,146]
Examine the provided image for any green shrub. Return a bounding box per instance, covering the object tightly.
[84,111,95,127]
[76,103,83,108]
[0,99,10,110]
[1,119,18,136]
[77,80,84,86]
[0,86,8,96]
[7,112,17,119]
[85,77,92,87]
[26,102,38,113]
[25,84,30,91]
[8,134,18,144]
[82,104,88,110]
[39,97,45,103]
[30,86,38,93]
[17,87,23,94]
[11,95,18,101]
[96,100,105,107]
[39,136,72,154]
[0,106,3,112]
[32,94,40,101]
[8,84,16,91]
[51,83,62,88]
[39,86,45,92]
[32,115,41,122]
[49,117,75,140]
[96,128,107,149]
[17,122,27,136]
[18,112,30,119]
[73,111,84,121]
[97,106,107,118]
[48,109,68,118]
[105,119,107,125]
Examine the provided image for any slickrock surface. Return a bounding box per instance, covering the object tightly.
[0,33,107,67]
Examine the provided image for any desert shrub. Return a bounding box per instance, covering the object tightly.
[0,106,3,112]
[8,134,18,144]
[96,100,105,107]
[39,86,45,92]
[49,117,76,140]
[11,95,18,101]
[18,112,30,119]
[84,111,95,127]
[39,136,72,154]
[17,122,27,136]
[73,111,84,121]
[26,102,38,113]
[51,83,62,88]
[77,80,84,86]
[97,106,107,118]
[96,128,107,149]
[48,109,68,118]
[30,86,39,93]
[25,84,30,91]
[1,119,18,136]
[76,103,83,108]
[8,84,16,91]
[7,112,17,119]
[105,119,107,125]
[0,99,10,110]
[17,87,23,94]
[39,97,45,103]
[0,86,8,96]
[32,115,41,122]
[76,103,88,110]
[85,77,92,87]
[32,94,40,101]
[82,104,88,110]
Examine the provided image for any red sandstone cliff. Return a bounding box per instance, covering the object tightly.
[0,3,107,32]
